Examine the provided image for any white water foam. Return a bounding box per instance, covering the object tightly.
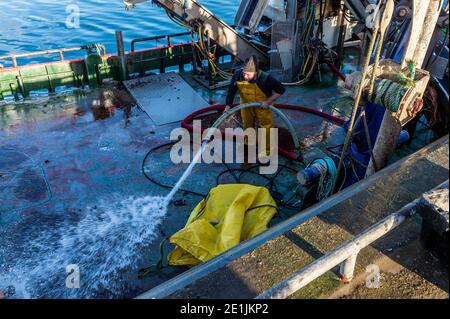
[0,195,168,298]
[0,142,209,298]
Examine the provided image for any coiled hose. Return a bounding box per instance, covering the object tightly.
[204,102,301,151]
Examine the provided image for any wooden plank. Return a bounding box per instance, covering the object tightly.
[402,0,432,66]
[413,0,443,67]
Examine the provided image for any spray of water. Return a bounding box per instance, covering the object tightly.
[0,141,210,298]
[165,142,207,202]
[0,195,167,298]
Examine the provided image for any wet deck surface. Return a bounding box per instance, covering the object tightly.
[0,86,186,298]
[0,70,357,298]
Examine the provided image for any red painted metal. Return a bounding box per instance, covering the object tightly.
[325,61,346,81]
[181,103,345,160]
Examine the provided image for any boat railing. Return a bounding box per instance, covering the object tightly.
[135,137,449,299]
[131,31,192,52]
[0,46,91,68]
[256,180,449,299]
[0,30,233,100]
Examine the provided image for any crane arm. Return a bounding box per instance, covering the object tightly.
[125,0,268,64]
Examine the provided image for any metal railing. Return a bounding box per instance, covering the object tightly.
[130,25,237,52]
[256,180,449,299]
[136,136,449,299]
[130,32,192,52]
[0,46,88,68]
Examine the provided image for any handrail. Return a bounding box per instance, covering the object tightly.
[0,46,89,68]
[131,31,192,52]
[130,26,237,52]
[256,180,449,299]
[135,136,448,299]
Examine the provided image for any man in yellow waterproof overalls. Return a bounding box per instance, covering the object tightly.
[224,55,286,160]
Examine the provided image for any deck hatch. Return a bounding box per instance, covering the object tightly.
[123,72,209,125]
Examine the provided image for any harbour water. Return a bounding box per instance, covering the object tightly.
[0,0,239,63]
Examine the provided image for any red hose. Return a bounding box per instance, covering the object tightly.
[325,61,346,82]
[181,103,345,160]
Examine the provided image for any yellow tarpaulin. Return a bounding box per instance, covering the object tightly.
[168,184,278,267]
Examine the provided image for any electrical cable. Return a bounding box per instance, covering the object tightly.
[142,143,304,211]
[0,148,53,214]
[141,104,349,212]
[164,8,232,80]
[141,141,207,198]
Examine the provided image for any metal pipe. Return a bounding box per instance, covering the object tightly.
[256,201,417,299]
[116,31,127,81]
[0,46,85,68]
[130,31,191,52]
[206,102,301,151]
[414,0,443,68]
[0,46,85,60]
[256,180,449,299]
[339,252,359,283]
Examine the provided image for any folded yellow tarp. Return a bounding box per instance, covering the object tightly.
[168,184,278,267]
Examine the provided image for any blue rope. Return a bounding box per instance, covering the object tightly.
[307,157,337,200]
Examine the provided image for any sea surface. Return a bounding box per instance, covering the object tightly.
[0,0,240,65]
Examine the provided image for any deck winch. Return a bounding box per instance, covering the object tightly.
[297,157,337,202]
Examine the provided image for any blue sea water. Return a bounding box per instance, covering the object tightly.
[0,0,239,64]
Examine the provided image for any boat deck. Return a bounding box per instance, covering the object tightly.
[0,66,440,298]
[144,136,450,299]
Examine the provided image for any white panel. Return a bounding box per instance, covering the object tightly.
[124,73,209,125]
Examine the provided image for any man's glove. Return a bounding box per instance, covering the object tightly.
[260,101,270,109]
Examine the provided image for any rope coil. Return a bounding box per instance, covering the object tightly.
[373,60,417,112]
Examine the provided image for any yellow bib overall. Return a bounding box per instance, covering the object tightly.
[236,80,274,156]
